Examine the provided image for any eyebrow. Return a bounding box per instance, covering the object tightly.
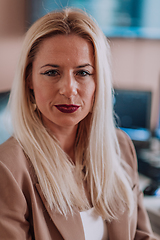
[76,64,95,69]
[40,64,59,69]
[40,63,95,69]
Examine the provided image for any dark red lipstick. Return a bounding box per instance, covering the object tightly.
[55,104,80,113]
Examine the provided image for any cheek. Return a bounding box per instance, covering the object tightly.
[89,82,96,101]
[32,79,52,103]
[34,88,45,103]
[34,85,50,109]
[31,73,53,105]
[83,82,96,107]
[90,89,95,108]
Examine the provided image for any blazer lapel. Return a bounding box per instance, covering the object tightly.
[107,209,131,240]
[106,184,138,240]
[35,183,85,240]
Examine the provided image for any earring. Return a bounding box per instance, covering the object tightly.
[32,103,37,111]
[29,89,37,112]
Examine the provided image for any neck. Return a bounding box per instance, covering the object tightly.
[51,125,78,164]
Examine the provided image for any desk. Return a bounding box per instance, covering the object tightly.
[139,174,160,237]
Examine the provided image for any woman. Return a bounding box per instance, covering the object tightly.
[0,8,157,240]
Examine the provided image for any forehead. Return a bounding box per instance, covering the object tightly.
[33,34,95,66]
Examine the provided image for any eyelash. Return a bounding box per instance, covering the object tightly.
[41,70,59,77]
[76,70,92,77]
[41,69,93,77]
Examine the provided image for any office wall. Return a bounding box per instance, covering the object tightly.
[0,37,24,91]
[0,0,160,130]
[0,0,26,91]
[0,0,26,36]
[110,39,160,130]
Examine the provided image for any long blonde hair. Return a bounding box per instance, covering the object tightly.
[10,8,134,221]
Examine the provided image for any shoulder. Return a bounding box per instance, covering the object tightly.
[0,137,26,167]
[0,136,22,155]
[0,136,22,153]
[116,128,137,171]
[0,137,35,185]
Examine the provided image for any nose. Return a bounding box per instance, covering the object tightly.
[59,72,77,98]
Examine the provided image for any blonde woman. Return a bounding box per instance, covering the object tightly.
[0,8,156,240]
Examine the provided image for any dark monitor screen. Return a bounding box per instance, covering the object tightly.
[155,107,160,139]
[114,89,152,141]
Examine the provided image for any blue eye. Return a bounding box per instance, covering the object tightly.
[76,70,92,77]
[41,69,59,76]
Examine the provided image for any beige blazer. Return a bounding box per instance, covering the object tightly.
[0,130,157,240]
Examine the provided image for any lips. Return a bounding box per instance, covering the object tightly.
[55,104,80,113]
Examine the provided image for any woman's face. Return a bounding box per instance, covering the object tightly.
[30,34,96,132]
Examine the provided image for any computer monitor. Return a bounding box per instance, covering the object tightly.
[0,91,12,144]
[114,89,152,142]
[154,85,160,140]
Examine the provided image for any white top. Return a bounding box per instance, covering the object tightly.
[80,208,108,240]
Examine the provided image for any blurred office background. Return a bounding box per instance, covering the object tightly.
[0,0,160,141]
